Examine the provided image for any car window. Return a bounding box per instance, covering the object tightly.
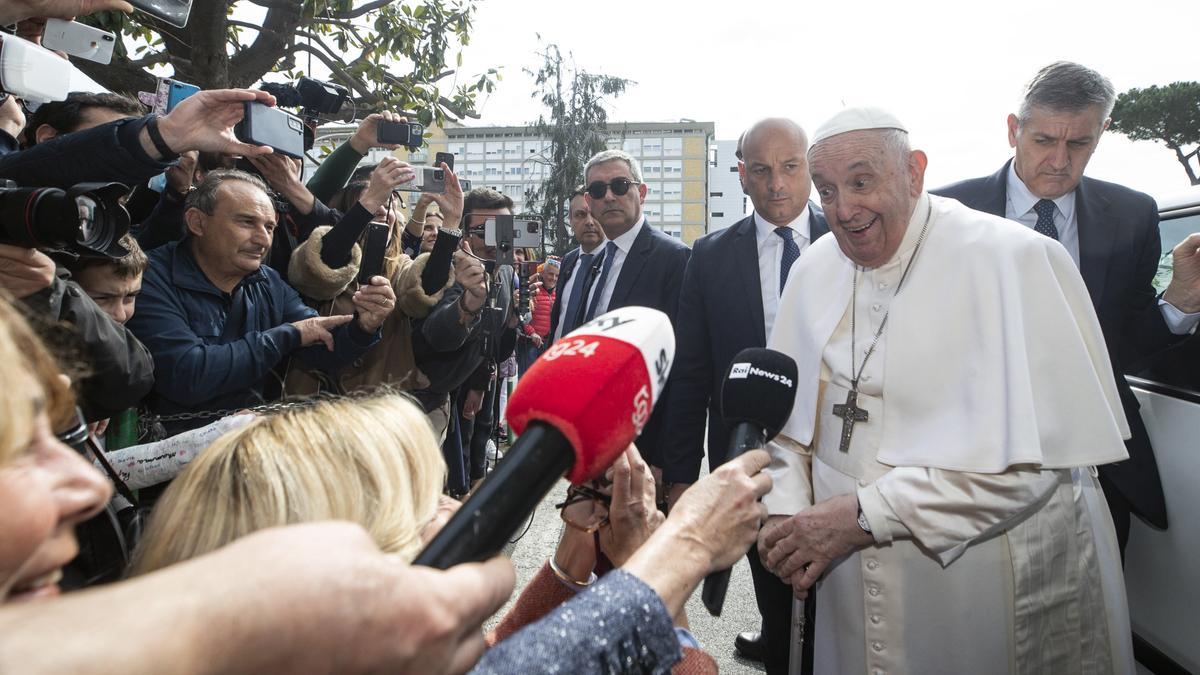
[1154,212,1200,293]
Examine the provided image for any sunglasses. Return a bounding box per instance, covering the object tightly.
[586,178,641,200]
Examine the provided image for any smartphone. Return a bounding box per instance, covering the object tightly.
[434,151,454,171]
[357,222,390,285]
[40,19,116,65]
[0,35,71,103]
[377,120,424,147]
[395,165,447,194]
[128,0,193,28]
[234,102,305,159]
[152,78,200,115]
[484,215,544,248]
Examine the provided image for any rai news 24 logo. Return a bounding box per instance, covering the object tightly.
[728,362,793,388]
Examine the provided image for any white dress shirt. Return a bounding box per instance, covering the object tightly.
[755,206,811,338]
[1006,163,1199,335]
[553,238,607,342]
[586,217,645,318]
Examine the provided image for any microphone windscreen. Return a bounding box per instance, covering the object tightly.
[720,348,798,441]
[506,306,675,484]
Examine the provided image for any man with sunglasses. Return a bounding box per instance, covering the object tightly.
[576,149,690,478]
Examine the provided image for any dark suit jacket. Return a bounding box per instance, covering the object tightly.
[660,207,829,484]
[934,161,1174,527]
[548,245,591,342]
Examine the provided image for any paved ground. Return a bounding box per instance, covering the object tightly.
[491,476,767,674]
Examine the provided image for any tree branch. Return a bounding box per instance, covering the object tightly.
[227,3,305,87]
[327,0,396,20]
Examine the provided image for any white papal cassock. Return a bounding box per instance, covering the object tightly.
[765,193,1134,674]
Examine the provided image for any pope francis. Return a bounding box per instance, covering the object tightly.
[757,107,1132,675]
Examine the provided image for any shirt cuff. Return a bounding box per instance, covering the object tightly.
[1159,298,1200,335]
[674,627,700,650]
[855,483,909,545]
[762,436,813,516]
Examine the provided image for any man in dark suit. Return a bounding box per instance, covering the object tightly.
[548,187,606,342]
[659,119,828,672]
[934,61,1200,556]
[577,149,691,471]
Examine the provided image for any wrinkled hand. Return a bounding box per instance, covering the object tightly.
[349,112,405,154]
[454,253,487,312]
[461,388,485,420]
[0,244,56,298]
[758,493,873,599]
[291,314,353,351]
[599,445,664,566]
[663,450,772,573]
[352,275,396,332]
[1163,232,1200,314]
[156,89,277,158]
[1,1,131,24]
[165,150,198,195]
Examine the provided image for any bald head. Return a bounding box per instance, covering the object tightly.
[737,118,812,226]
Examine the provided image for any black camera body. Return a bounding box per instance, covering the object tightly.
[377,120,425,148]
[0,180,131,260]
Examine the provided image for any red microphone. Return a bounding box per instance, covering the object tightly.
[414,306,675,569]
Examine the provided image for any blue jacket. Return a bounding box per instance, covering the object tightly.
[128,239,379,428]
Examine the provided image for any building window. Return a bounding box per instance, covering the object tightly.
[485,164,502,177]
[662,225,682,238]
[710,191,723,198]
[449,142,466,157]
[642,138,663,156]
[712,212,724,218]
[662,160,683,176]
[662,182,682,199]
[643,160,662,178]
[623,138,641,155]
[485,142,503,159]
[466,142,484,160]
[644,182,662,200]
[663,203,682,222]
[663,137,683,157]
[729,166,738,172]
[644,204,663,220]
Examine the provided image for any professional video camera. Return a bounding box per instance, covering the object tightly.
[0,180,131,260]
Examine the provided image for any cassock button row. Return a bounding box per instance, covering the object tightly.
[871,303,883,312]
[877,281,889,290]
[872,641,885,652]
[868,586,880,597]
[866,559,879,570]
[870,614,882,625]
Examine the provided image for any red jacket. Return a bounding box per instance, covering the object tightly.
[523,285,557,339]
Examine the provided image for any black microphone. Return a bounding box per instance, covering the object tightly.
[421,227,462,296]
[700,347,798,616]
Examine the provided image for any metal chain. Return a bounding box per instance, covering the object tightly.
[850,200,934,387]
[136,396,343,441]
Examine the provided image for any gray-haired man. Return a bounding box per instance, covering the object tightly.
[935,61,1200,555]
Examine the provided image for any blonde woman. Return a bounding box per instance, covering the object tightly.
[132,393,447,572]
[0,297,111,602]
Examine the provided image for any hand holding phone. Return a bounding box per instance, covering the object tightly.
[357,222,390,286]
[234,101,305,159]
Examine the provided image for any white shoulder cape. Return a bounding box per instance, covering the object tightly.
[768,194,1129,472]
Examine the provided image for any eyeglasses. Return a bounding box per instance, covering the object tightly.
[585,178,641,200]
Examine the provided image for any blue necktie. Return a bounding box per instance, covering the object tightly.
[584,241,618,322]
[559,252,594,336]
[1033,199,1059,240]
[775,227,801,295]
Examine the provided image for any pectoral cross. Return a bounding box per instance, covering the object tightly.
[832,388,868,453]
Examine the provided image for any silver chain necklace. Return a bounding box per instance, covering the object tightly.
[833,200,933,452]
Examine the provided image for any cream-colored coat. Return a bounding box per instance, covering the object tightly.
[764,194,1133,674]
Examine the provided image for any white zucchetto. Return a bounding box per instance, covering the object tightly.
[811,106,908,145]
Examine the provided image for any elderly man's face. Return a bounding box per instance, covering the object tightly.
[809,131,926,269]
[187,181,277,280]
[1008,105,1106,200]
[584,160,646,239]
[738,126,812,225]
[568,195,604,251]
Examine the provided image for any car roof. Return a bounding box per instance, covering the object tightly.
[1157,185,1200,213]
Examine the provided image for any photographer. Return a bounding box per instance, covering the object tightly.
[126,169,392,434]
[410,188,519,489]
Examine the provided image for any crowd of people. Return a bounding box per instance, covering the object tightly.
[1,1,1198,674]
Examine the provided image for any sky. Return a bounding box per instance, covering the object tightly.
[442,0,1200,201]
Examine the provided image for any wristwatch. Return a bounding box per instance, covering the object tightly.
[856,500,872,534]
